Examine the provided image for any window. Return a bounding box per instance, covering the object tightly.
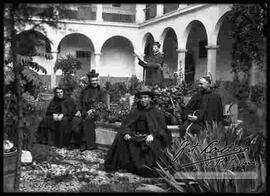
[145,4,157,20]
[76,51,91,58]
[199,40,207,58]
[112,4,121,7]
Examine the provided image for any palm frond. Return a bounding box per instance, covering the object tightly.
[23,61,47,74]
[21,67,44,87]
[17,54,33,64]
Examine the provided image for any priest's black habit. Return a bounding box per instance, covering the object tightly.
[38,96,76,148]
[179,89,224,136]
[104,105,172,177]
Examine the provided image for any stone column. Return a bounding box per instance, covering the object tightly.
[156,4,164,17]
[96,4,103,22]
[134,54,144,82]
[50,51,58,89]
[94,52,101,73]
[176,48,187,83]
[136,4,146,23]
[205,45,219,82]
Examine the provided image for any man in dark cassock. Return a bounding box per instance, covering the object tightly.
[179,76,224,137]
[73,70,106,151]
[104,86,172,177]
[38,87,76,148]
[69,76,89,149]
[135,42,164,87]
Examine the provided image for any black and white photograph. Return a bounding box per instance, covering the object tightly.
[3,3,267,193]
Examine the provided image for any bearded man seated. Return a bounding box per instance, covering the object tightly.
[104,86,172,177]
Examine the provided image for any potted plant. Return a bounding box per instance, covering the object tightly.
[3,136,17,192]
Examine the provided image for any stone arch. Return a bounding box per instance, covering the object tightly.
[100,36,135,77]
[215,11,233,81]
[159,27,177,52]
[213,10,233,45]
[160,27,178,78]
[184,20,208,82]
[57,33,95,77]
[142,32,155,51]
[15,30,52,56]
[180,20,208,49]
[142,33,155,60]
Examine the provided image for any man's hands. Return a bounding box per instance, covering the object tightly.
[146,134,154,144]
[74,109,95,118]
[53,113,58,121]
[188,114,198,122]
[75,111,81,117]
[124,134,131,141]
[53,113,64,121]
[58,114,64,121]
[124,134,154,144]
[87,109,95,116]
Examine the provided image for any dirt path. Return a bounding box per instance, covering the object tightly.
[19,144,161,192]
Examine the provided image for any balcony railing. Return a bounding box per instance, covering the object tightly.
[58,6,96,20]
[29,4,194,23]
[102,6,135,15]
[102,13,135,23]
[102,6,136,23]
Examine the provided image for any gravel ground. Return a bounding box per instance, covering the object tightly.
[19,144,162,192]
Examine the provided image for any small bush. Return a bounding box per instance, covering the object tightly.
[104,81,129,103]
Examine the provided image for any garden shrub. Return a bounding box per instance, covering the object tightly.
[54,54,82,96]
[104,81,129,103]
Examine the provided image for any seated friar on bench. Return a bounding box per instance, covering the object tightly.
[104,85,173,177]
[177,75,224,138]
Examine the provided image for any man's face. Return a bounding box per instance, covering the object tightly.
[89,77,99,87]
[198,78,210,91]
[140,94,151,108]
[152,45,159,53]
[56,89,64,99]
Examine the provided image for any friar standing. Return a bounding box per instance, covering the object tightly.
[74,70,106,151]
[135,42,164,88]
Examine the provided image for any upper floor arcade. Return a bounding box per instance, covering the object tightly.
[28,3,194,24]
[11,3,244,88]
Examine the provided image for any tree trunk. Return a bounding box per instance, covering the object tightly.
[9,5,24,191]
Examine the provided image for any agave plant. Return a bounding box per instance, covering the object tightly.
[153,121,266,193]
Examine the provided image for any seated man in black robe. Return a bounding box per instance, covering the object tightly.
[104,86,172,177]
[179,76,224,137]
[38,87,76,148]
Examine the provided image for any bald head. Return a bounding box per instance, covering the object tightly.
[198,77,211,91]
